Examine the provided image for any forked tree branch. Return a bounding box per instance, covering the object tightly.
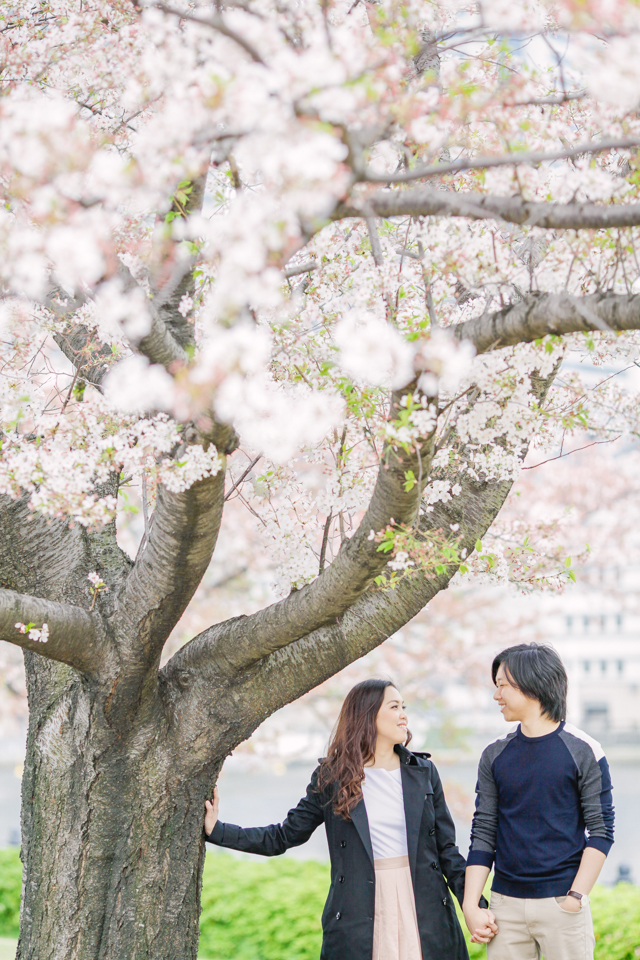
[167,369,558,758]
[452,291,640,354]
[118,471,226,665]
[0,588,102,674]
[162,403,438,680]
[335,190,640,230]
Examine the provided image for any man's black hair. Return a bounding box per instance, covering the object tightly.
[492,643,567,722]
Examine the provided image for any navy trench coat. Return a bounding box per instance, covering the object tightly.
[206,744,470,960]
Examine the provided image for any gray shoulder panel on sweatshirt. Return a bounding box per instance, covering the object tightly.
[559,723,612,843]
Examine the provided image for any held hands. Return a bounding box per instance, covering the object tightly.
[204,786,219,837]
[463,904,498,944]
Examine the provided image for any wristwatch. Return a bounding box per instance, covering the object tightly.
[567,890,587,903]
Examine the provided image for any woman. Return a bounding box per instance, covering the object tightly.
[204,679,474,960]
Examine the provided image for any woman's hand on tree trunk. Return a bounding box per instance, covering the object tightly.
[204,786,219,837]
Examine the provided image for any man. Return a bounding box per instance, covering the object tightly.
[462,642,614,960]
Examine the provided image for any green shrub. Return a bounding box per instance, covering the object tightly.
[0,847,639,959]
[199,854,329,960]
[591,884,640,960]
[0,850,21,938]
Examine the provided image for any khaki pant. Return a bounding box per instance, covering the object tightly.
[487,892,595,960]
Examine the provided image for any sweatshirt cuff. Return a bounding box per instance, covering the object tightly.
[205,820,225,844]
[586,836,613,856]
[467,850,494,869]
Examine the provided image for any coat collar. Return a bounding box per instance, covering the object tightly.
[394,743,431,765]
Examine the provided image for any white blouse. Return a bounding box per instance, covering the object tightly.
[361,766,409,860]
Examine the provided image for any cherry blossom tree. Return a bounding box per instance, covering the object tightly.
[3,0,640,957]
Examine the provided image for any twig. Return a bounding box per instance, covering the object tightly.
[362,136,640,185]
[224,454,262,500]
[319,511,332,573]
[284,259,318,279]
[153,2,266,65]
[523,435,621,470]
[366,216,384,267]
[506,90,586,107]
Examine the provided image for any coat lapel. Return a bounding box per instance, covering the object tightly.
[401,763,430,881]
[350,798,375,866]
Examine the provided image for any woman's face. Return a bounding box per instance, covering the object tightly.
[375,686,408,745]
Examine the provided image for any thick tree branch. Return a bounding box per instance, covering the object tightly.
[452,292,640,354]
[162,405,437,680]
[53,323,115,388]
[335,190,640,230]
[117,471,226,664]
[150,174,208,354]
[0,588,101,674]
[363,137,640,184]
[163,436,527,758]
[136,302,190,368]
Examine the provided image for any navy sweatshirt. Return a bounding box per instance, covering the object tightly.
[467,722,614,898]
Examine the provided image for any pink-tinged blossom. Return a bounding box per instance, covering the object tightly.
[15,622,49,643]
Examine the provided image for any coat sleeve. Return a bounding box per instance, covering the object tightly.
[205,768,325,857]
[430,761,467,907]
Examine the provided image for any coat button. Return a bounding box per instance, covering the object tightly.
[431,861,438,870]
[340,841,346,848]
[339,875,345,883]
[335,912,341,920]
[368,879,374,885]
[429,828,436,836]
[442,897,448,906]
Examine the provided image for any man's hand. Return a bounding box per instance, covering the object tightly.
[204,785,219,836]
[463,904,498,943]
[558,896,582,913]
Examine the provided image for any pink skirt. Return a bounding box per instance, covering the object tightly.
[372,855,423,960]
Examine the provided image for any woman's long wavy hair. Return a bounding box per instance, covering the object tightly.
[317,679,411,819]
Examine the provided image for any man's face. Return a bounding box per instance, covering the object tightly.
[494,663,538,722]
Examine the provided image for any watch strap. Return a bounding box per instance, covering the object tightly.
[567,890,584,901]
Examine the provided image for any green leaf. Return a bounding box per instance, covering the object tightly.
[403,469,416,492]
[475,539,482,552]
[565,556,572,568]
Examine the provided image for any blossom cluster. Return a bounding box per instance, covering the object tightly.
[15,622,49,644]
[2,0,640,591]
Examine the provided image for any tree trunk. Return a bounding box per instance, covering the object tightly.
[17,653,221,960]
